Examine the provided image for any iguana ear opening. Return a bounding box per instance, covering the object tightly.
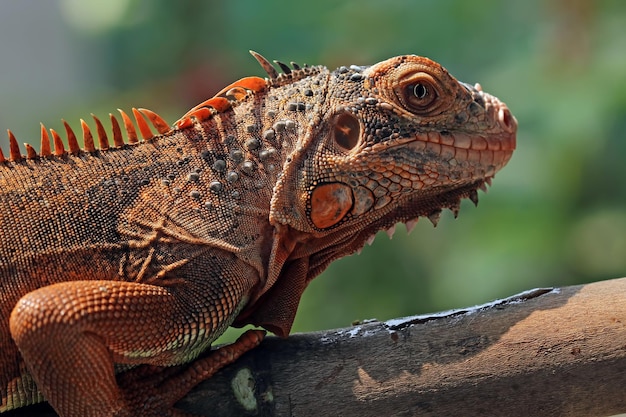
[332,112,361,151]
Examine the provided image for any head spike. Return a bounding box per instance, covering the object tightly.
[274,60,292,74]
[109,114,125,147]
[25,143,37,159]
[40,123,51,157]
[249,50,278,79]
[91,114,109,150]
[62,120,80,154]
[50,129,65,156]
[7,130,22,161]
[0,146,5,163]
[138,108,169,135]
[117,109,138,144]
[81,119,96,152]
[290,62,301,70]
[132,108,153,140]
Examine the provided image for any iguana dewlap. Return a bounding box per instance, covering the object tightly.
[0,51,516,416]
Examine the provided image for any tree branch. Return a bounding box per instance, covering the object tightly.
[10,277,626,417]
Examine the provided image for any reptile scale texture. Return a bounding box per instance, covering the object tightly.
[0,51,517,416]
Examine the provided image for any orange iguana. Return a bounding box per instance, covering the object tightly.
[0,51,516,416]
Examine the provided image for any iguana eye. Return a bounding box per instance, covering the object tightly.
[403,80,437,110]
[413,83,428,99]
[394,72,442,115]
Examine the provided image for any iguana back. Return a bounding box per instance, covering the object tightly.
[0,52,516,416]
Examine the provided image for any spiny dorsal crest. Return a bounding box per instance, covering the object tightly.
[176,51,318,127]
[0,51,300,163]
[1,108,170,163]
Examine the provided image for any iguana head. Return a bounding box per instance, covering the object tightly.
[270,55,516,248]
[239,53,516,336]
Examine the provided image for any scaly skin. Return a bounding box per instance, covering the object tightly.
[0,52,516,416]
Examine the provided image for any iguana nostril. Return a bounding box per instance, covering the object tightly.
[499,107,517,133]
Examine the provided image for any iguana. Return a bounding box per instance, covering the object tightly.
[0,51,516,416]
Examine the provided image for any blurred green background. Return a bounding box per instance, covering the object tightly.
[1,0,625,335]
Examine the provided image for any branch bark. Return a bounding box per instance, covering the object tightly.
[9,277,626,417]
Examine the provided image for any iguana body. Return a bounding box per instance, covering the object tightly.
[0,52,516,416]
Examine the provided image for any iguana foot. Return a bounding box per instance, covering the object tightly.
[118,329,266,416]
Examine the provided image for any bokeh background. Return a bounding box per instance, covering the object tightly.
[1,0,625,336]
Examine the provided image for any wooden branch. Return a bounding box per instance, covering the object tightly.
[9,277,626,417]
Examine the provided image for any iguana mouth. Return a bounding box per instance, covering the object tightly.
[405,129,516,177]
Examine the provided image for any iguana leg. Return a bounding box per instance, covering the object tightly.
[9,279,258,417]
